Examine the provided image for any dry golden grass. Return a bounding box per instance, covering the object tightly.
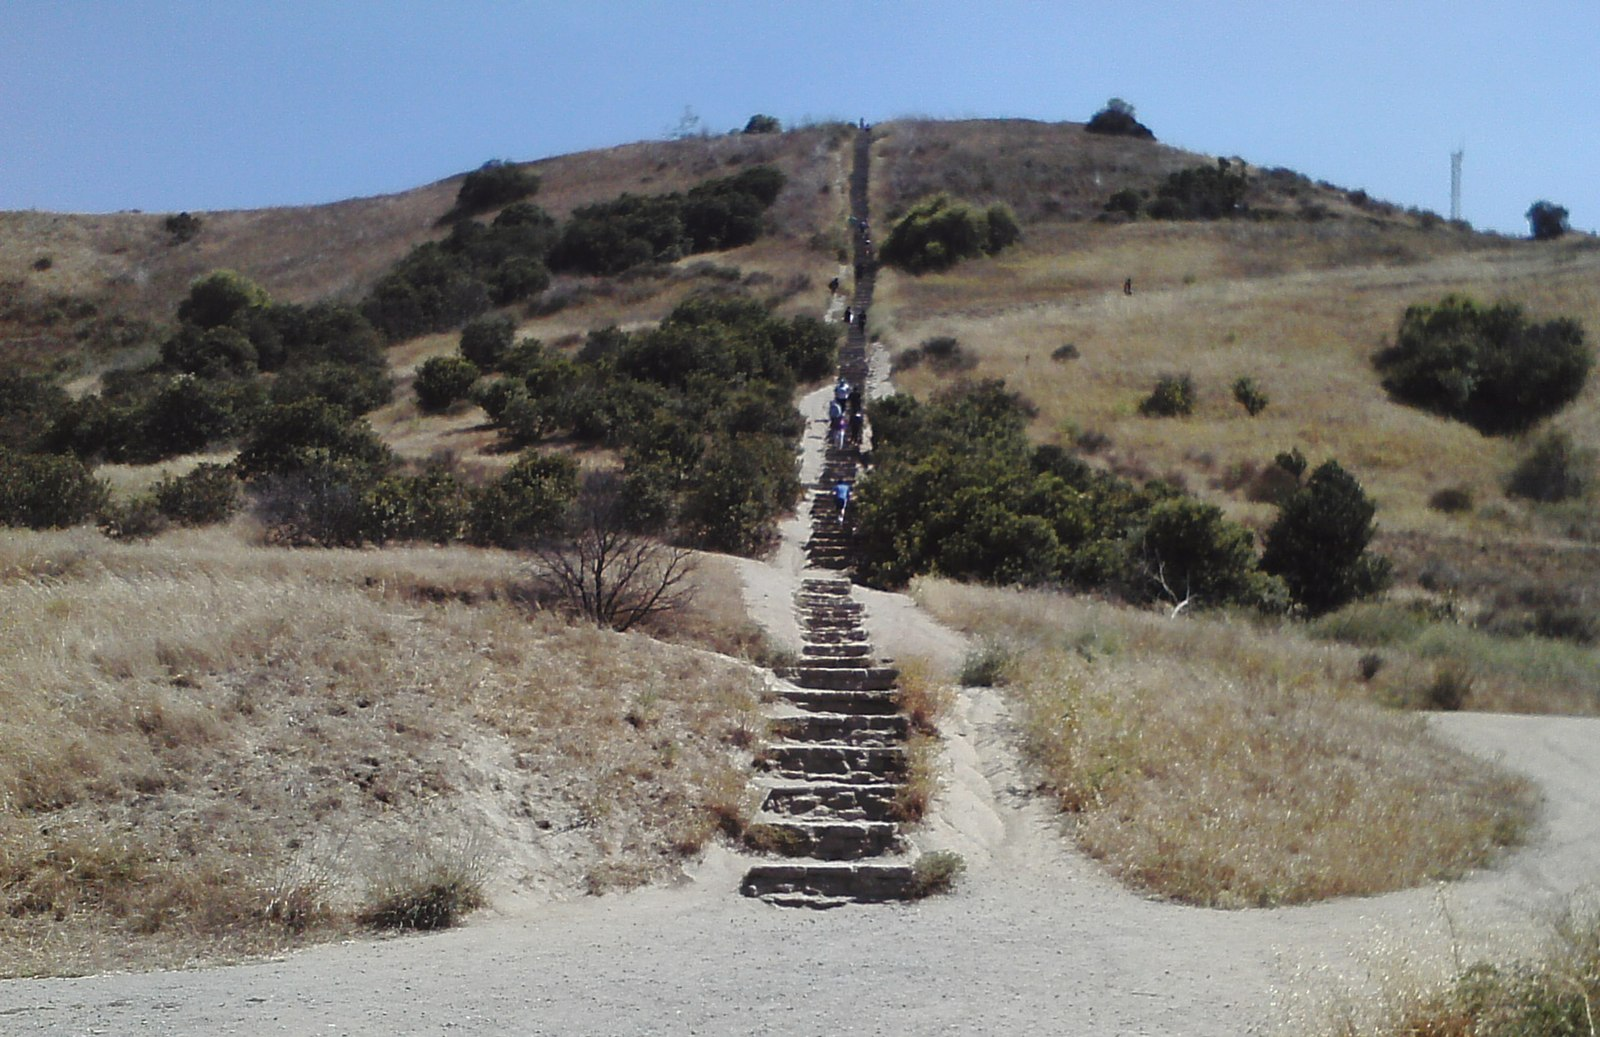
[916,578,1537,907]
[0,525,765,976]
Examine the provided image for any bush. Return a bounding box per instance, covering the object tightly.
[453,160,539,216]
[1261,459,1391,616]
[1507,429,1593,502]
[959,640,1014,687]
[163,211,201,244]
[1429,485,1475,514]
[1147,160,1247,220]
[0,448,109,528]
[233,399,393,482]
[1084,98,1155,139]
[0,367,70,452]
[160,325,258,378]
[1139,373,1195,417]
[1125,496,1277,611]
[678,433,798,554]
[413,355,481,412]
[1526,199,1570,241]
[1103,188,1143,218]
[466,451,578,548]
[269,360,392,416]
[1231,375,1268,416]
[176,270,269,330]
[909,850,967,898]
[742,114,780,134]
[97,495,167,540]
[880,193,1019,274]
[154,463,242,526]
[1051,343,1080,361]
[1374,294,1591,435]
[360,464,469,545]
[458,314,516,370]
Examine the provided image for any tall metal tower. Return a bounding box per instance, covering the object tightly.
[1450,149,1463,222]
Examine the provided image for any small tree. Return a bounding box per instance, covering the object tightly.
[1085,98,1156,140]
[742,114,781,135]
[413,356,480,412]
[533,472,695,631]
[1507,428,1593,502]
[1527,200,1570,241]
[454,160,539,215]
[458,315,516,370]
[177,270,270,329]
[1261,459,1391,616]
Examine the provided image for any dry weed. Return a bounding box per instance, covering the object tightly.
[0,526,762,976]
[916,579,1537,907]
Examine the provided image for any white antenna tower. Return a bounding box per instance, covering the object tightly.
[1450,148,1463,222]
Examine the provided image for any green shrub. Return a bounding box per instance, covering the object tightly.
[1124,496,1278,610]
[1231,375,1268,416]
[466,451,578,548]
[160,324,258,378]
[910,851,967,897]
[233,399,394,482]
[742,114,780,134]
[453,160,540,216]
[269,360,392,416]
[880,193,1019,274]
[251,457,377,546]
[0,367,71,452]
[1507,429,1593,502]
[1051,343,1080,361]
[1103,188,1142,218]
[1374,295,1591,435]
[959,640,1014,687]
[154,463,242,526]
[0,448,109,528]
[413,355,481,412]
[360,464,468,545]
[1147,160,1247,219]
[176,270,270,330]
[678,433,798,554]
[1261,459,1391,616]
[97,495,167,541]
[458,314,516,370]
[1139,373,1195,417]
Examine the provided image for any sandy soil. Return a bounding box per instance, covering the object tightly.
[3,343,1598,1036]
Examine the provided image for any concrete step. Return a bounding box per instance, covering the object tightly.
[797,628,869,645]
[744,819,903,861]
[778,666,899,692]
[800,643,873,659]
[759,742,906,781]
[772,711,908,744]
[761,781,900,821]
[741,861,918,905]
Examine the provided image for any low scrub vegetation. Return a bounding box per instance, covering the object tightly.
[917,579,1537,907]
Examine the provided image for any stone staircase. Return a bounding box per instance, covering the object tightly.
[741,127,922,908]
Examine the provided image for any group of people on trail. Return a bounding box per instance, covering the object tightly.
[827,377,865,453]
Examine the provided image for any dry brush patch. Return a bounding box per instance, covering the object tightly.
[916,579,1537,908]
[0,527,763,976]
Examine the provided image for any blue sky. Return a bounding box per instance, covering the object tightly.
[2,1,1595,235]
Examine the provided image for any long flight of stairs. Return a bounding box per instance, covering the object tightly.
[740,127,923,908]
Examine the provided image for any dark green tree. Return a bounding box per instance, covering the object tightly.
[1526,200,1570,241]
[1261,460,1391,616]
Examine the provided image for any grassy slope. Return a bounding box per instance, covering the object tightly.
[867,119,1600,675]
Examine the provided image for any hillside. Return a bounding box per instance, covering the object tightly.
[3,115,1599,1001]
